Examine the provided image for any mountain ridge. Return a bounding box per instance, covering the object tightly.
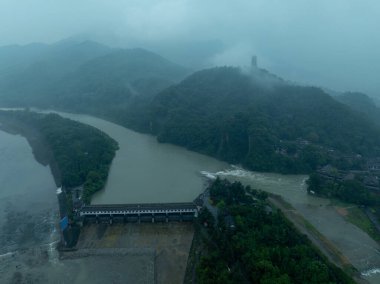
[122,66,380,173]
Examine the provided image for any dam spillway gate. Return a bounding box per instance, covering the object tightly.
[79,202,198,225]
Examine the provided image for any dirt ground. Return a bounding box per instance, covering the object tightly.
[335,206,349,217]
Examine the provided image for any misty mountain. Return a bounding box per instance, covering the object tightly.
[0,43,49,75]
[0,40,110,75]
[0,40,189,110]
[0,40,112,105]
[1,40,380,174]
[336,92,380,126]
[124,67,380,173]
[51,48,189,111]
[374,97,380,107]
[130,39,225,68]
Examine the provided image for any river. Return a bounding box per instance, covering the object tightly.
[51,111,228,204]
[0,111,229,283]
[58,111,380,283]
[0,128,62,282]
[0,130,58,254]
[1,111,379,283]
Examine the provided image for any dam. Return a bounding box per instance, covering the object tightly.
[79,202,198,224]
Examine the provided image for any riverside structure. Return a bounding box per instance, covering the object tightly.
[79,202,198,224]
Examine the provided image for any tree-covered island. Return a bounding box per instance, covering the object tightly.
[0,110,118,205]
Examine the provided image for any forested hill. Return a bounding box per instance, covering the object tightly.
[51,48,189,111]
[0,40,110,102]
[126,67,380,174]
[1,41,380,174]
[0,41,189,111]
[336,92,380,126]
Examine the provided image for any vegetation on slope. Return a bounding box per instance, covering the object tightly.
[123,67,380,174]
[0,40,111,105]
[195,178,354,283]
[307,173,379,206]
[51,48,189,111]
[0,110,118,203]
[336,92,380,127]
[2,42,379,176]
[307,171,380,239]
[0,41,189,112]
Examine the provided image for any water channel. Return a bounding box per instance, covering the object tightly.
[58,111,380,283]
[0,110,379,283]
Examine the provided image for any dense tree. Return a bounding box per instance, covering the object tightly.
[336,92,380,127]
[121,67,380,174]
[307,173,379,206]
[196,179,354,283]
[0,110,118,203]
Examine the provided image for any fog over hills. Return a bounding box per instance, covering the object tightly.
[121,66,380,173]
[1,2,380,283]
[1,39,380,172]
[0,40,189,110]
[1,1,379,98]
[336,92,380,126]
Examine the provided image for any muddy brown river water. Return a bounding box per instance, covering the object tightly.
[1,110,379,283]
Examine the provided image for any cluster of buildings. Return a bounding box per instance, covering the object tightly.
[317,160,380,192]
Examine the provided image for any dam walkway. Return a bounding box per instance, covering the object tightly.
[79,202,198,224]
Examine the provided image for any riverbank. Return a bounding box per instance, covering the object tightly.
[0,110,121,249]
[1,109,379,282]
[0,117,81,245]
[268,195,363,280]
[185,194,368,283]
[185,179,356,283]
[0,109,217,283]
[43,110,380,281]
[330,200,380,243]
[49,109,228,204]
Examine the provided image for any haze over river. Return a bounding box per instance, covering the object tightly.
[0,110,379,283]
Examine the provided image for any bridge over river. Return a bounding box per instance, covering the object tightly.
[79,202,198,224]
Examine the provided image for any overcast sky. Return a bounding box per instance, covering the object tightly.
[0,0,379,97]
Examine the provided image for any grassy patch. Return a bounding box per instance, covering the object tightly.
[328,198,380,243]
[345,207,380,242]
[329,199,352,208]
[269,195,355,274]
[268,193,294,210]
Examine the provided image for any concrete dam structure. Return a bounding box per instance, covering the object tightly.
[79,202,198,224]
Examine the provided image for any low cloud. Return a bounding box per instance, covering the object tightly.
[0,0,379,97]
